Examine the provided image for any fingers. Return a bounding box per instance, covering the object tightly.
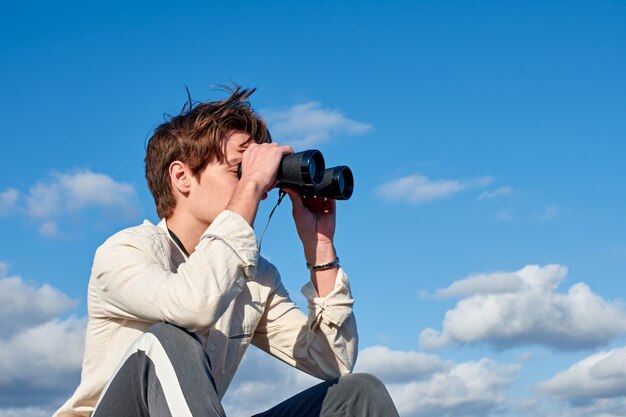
[245,143,292,152]
[240,142,292,192]
[283,186,336,216]
[242,143,292,166]
[303,195,335,215]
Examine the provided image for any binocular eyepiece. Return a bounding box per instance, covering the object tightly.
[237,149,354,200]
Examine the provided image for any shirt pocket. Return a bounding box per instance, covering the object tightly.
[224,322,254,376]
[228,322,254,341]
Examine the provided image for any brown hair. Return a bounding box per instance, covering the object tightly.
[145,86,271,219]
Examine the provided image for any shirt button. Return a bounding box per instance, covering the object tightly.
[207,343,216,352]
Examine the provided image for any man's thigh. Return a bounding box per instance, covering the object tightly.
[92,322,224,417]
[253,373,399,417]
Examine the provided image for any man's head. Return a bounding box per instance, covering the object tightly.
[145,87,271,219]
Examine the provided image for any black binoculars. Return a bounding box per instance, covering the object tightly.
[237,149,354,200]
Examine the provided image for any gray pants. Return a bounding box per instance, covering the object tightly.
[92,322,399,417]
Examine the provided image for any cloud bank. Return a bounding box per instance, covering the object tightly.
[3,260,624,417]
[421,264,626,350]
[0,264,84,415]
[0,271,77,338]
[356,346,519,417]
[262,102,372,147]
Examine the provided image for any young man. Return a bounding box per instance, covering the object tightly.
[54,87,399,417]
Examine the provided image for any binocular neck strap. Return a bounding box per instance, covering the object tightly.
[258,189,287,253]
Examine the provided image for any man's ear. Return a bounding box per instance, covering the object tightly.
[169,161,192,194]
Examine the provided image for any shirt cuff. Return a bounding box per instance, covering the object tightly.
[198,210,259,279]
[302,268,355,328]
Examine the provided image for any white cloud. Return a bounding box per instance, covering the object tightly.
[539,345,626,402]
[59,171,136,213]
[420,264,626,351]
[356,346,448,383]
[479,186,513,200]
[356,346,519,417]
[0,317,86,389]
[262,102,372,148]
[26,181,63,219]
[0,268,77,338]
[26,170,139,219]
[375,174,493,205]
[434,265,566,298]
[2,169,141,236]
[0,189,19,216]
[0,266,84,410]
[0,406,59,417]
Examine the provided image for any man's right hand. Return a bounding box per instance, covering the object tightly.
[239,142,293,193]
[227,142,293,227]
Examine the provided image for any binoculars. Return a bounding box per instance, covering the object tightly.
[237,149,354,200]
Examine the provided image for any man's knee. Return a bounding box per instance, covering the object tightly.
[338,373,387,395]
[329,373,398,416]
[145,321,197,341]
[145,321,183,338]
[144,322,204,357]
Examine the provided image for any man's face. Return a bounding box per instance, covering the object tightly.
[187,130,267,226]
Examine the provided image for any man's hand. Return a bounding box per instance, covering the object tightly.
[239,143,293,193]
[283,187,338,297]
[283,188,336,258]
[227,142,293,227]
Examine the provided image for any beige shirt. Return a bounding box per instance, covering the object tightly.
[54,210,358,417]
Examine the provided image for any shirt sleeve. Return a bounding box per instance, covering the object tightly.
[91,210,258,332]
[252,263,358,380]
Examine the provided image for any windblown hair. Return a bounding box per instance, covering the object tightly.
[145,86,271,219]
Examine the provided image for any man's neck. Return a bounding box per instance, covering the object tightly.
[165,212,209,256]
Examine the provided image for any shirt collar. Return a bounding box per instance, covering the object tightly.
[157,218,190,260]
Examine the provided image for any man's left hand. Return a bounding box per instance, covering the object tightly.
[282,187,337,265]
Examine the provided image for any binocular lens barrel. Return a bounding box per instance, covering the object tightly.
[237,149,353,200]
[302,166,354,200]
[276,150,325,186]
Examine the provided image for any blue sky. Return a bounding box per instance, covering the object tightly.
[1,1,625,416]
